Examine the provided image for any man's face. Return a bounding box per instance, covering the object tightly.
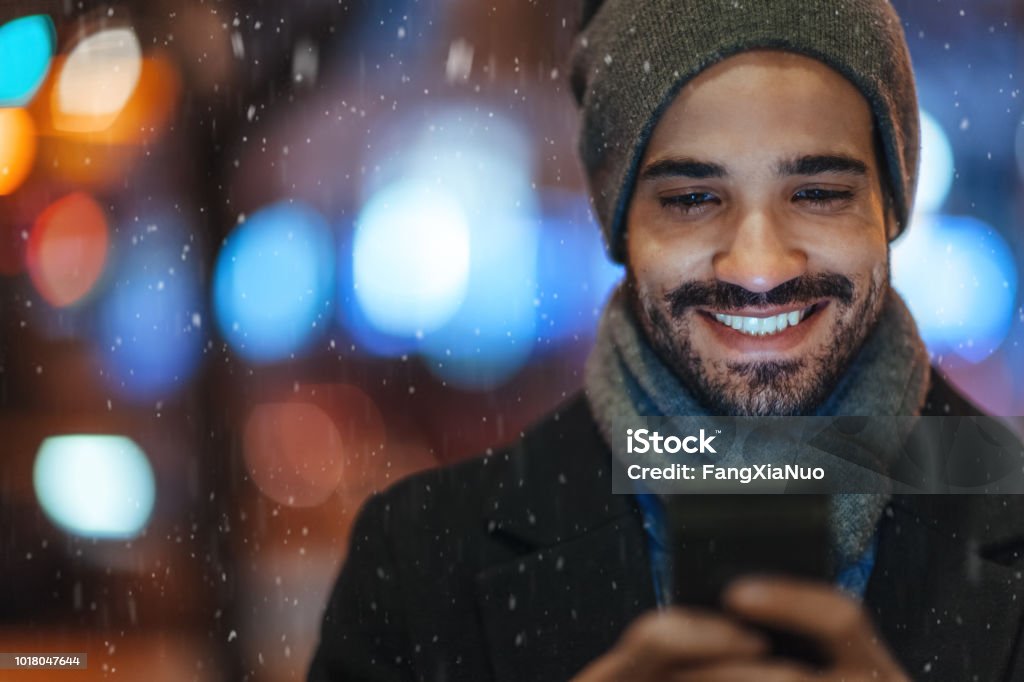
[626,50,894,416]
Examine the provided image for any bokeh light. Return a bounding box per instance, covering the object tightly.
[418,210,539,390]
[347,106,541,389]
[412,110,539,389]
[34,54,182,189]
[99,53,181,144]
[0,107,37,195]
[243,402,346,507]
[336,223,420,358]
[97,213,204,399]
[26,192,108,307]
[916,109,954,216]
[214,202,334,363]
[33,434,156,540]
[535,192,622,344]
[243,382,387,503]
[53,27,142,133]
[0,15,55,107]
[893,214,1018,363]
[48,53,181,145]
[352,180,470,338]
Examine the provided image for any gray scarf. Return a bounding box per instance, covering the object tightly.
[584,284,931,569]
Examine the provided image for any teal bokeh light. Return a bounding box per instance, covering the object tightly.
[0,15,55,106]
[33,435,157,540]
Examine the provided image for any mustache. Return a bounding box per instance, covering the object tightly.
[664,273,855,319]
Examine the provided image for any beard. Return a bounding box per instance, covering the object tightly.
[627,267,889,416]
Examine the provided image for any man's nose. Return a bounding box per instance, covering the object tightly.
[712,208,806,294]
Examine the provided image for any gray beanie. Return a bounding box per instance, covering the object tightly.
[570,0,920,263]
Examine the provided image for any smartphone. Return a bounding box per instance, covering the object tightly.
[664,494,832,665]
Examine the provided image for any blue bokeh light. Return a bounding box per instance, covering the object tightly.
[342,106,544,388]
[390,108,540,389]
[893,214,1018,363]
[0,15,54,107]
[336,224,420,358]
[419,211,539,389]
[97,216,204,400]
[214,202,334,362]
[34,435,156,540]
[535,192,623,345]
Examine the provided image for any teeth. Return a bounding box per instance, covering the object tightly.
[713,306,813,337]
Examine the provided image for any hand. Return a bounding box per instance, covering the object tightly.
[572,577,910,681]
[701,576,910,681]
[570,607,769,681]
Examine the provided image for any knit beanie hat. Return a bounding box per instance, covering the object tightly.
[570,0,920,263]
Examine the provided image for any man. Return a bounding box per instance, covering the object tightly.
[310,1,1024,680]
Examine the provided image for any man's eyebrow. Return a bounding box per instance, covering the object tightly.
[776,154,868,177]
[638,158,728,181]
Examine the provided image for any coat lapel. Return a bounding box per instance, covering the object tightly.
[866,495,1024,681]
[472,397,657,682]
[475,515,654,682]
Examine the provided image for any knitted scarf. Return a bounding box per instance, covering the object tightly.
[584,284,931,570]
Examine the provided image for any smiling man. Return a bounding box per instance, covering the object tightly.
[310,2,1024,681]
[624,50,895,419]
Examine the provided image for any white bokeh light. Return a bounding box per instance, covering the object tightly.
[353,180,471,337]
[915,109,955,215]
[54,27,142,126]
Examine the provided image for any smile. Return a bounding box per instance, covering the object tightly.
[709,304,818,337]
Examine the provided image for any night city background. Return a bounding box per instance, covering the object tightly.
[0,0,1022,679]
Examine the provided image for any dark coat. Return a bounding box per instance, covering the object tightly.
[309,370,1024,681]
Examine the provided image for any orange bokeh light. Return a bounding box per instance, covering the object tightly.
[38,53,181,145]
[242,384,391,507]
[0,107,37,195]
[26,191,109,307]
[243,402,347,508]
[28,52,182,187]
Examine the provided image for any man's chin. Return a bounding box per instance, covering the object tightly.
[685,358,836,417]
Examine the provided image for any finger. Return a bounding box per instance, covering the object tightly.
[669,660,816,682]
[618,607,770,672]
[723,577,892,667]
[571,608,770,681]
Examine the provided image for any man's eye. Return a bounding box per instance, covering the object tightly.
[793,188,854,207]
[659,192,719,214]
